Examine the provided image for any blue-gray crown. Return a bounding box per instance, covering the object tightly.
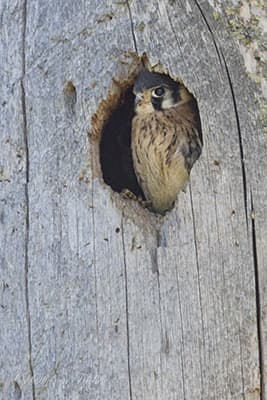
[134,70,179,92]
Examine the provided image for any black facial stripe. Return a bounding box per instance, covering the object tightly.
[151,97,162,111]
[172,86,180,103]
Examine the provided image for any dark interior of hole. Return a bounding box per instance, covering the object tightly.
[100,85,145,199]
[100,82,203,203]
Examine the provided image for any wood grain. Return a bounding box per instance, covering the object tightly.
[0,0,266,399]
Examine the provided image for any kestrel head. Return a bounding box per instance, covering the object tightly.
[133,70,191,115]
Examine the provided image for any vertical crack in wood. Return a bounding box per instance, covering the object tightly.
[156,229,167,248]
[125,1,138,53]
[21,4,29,185]
[221,52,249,228]
[213,192,233,392]
[150,243,164,388]
[165,5,189,71]
[251,193,264,400]
[191,0,248,228]
[238,328,246,400]
[89,119,100,390]
[153,249,164,383]
[91,199,100,393]
[121,214,133,400]
[21,1,36,398]
[91,198,100,341]
[189,185,205,398]
[189,4,261,395]
[192,0,223,67]
[173,253,187,400]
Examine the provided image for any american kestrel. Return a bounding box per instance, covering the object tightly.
[131,70,202,214]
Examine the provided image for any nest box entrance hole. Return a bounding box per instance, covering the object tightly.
[91,61,203,214]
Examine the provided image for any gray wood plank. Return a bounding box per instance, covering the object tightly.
[128,0,262,398]
[24,1,136,398]
[1,0,265,399]
[0,0,26,182]
[0,185,34,400]
[187,1,267,397]
[0,1,34,399]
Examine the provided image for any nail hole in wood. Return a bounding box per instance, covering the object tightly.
[64,80,77,115]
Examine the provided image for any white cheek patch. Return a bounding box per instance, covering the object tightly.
[161,97,174,109]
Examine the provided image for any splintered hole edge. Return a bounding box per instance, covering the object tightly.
[93,68,203,214]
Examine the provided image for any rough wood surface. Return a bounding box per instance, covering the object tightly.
[0,0,266,399]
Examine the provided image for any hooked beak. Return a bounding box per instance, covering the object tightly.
[134,93,143,106]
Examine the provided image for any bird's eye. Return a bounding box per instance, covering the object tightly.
[152,87,165,97]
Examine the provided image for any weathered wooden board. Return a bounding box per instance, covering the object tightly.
[0,185,35,400]
[0,1,34,399]
[185,2,267,398]
[0,0,266,399]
